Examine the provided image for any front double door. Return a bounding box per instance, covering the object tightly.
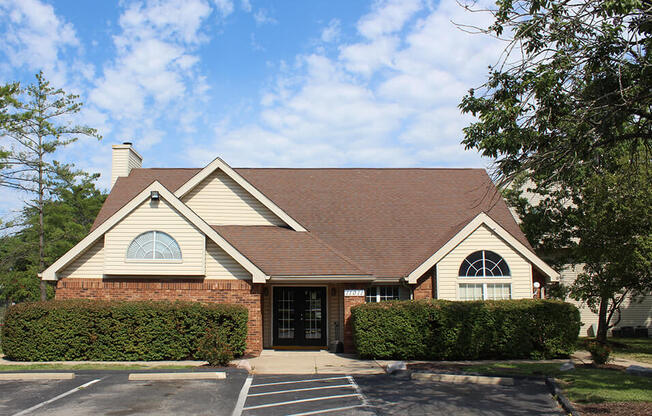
[273,287,327,347]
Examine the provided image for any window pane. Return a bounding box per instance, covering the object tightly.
[486,283,511,300]
[126,231,182,260]
[459,283,483,301]
[459,250,510,277]
[484,251,511,276]
[366,286,400,302]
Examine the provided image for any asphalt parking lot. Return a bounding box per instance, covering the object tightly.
[1,370,564,416]
[1,369,247,416]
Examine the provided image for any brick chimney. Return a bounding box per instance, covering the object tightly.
[111,142,142,188]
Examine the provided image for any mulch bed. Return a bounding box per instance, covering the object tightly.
[575,402,652,416]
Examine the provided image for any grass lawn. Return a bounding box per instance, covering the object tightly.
[608,338,652,364]
[464,362,652,404]
[0,363,198,371]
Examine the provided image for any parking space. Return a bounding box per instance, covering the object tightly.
[2,370,565,416]
[239,375,375,416]
[0,374,100,416]
[1,369,248,416]
[355,374,564,416]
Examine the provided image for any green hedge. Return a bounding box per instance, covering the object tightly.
[1,300,248,361]
[352,299,580,360]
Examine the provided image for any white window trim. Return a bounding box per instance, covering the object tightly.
[126,231,183,262]
[458,282,512,301]
[459,250,511,279]
[366,286,400,303]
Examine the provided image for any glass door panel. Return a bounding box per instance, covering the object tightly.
[273,287,326,347]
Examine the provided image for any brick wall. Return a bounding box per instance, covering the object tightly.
[413,269,435,300]
[55,278,263,354]
[342,284,366,353]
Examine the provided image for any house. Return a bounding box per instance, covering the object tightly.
[42,143,560,354]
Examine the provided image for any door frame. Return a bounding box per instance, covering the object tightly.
[271,285,329,348]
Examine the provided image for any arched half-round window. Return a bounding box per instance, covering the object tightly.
[126,231,182,260]
[459,250,510,277]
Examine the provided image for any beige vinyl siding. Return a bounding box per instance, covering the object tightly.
[205,240,250,280]
[436,224,533,300]
[111,147,141,187]
[182,170,285,226]
[561,264,651,336]
[104,198,205,275]
[59,238,105,278]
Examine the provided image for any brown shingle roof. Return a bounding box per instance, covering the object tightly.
[235,168,533,278]
[93,167,533,278]
[212,225,369,277]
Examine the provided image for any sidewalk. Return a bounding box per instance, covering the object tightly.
[247,350,385,374]
[3,350,649,373]
[571,350,652,368]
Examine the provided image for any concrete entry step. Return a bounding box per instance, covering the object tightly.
[249,351,383,375]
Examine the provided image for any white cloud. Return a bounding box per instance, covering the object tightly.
[89,0,215,151]
[189,0,502,169]
[253,8,276,25]
[0,0,79,85]
[213,0,234,17]
[339,36,399,76]
[357,0,422,39]
[321,19,341,43]
[240,0,252,13]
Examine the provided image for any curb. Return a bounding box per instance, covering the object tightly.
[545,377,580,416]
[128,372,226,381]
[411,372,515,386]
[0,372,75,380]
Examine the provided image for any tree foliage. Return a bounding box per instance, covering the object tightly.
[461,0,652,344]
[460,0,651,185]
[0,72,101,299]
[0,172,106,303]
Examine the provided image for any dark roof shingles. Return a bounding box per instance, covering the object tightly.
[93,167,532,278]
[213,225,369,276]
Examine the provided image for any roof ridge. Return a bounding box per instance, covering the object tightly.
[211,224,372,276]
[303,232,373,276]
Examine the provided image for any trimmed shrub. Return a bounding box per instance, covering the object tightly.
[352,299,580,360]
[198,326,235,366]
[586,340,612,364]
[1,300,248,361]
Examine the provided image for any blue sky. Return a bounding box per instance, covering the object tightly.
[0,0,503,206]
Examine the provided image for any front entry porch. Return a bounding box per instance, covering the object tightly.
[262,283,371,352]
[247,349,385,374]
[273,286,327,347]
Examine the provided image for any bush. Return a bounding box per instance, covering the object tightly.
[1,300,248,361]
[352,299,580,360]
[198,326,235,366]
[586,340,612,364]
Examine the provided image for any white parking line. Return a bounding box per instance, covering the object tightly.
[286,404,367,416]
[231,375,253,416]
[12,378,103,416]
[347,375,370,407]
[247,384,353,397]
[242,393,361,410]
[250,376,349,388]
